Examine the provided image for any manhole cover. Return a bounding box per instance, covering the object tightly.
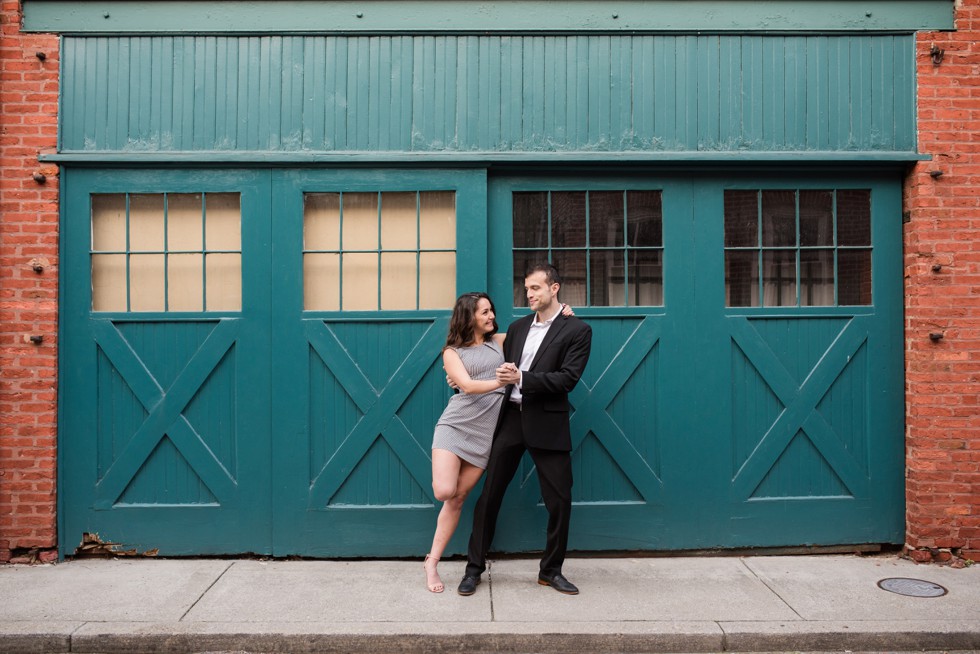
[877,577,948,597]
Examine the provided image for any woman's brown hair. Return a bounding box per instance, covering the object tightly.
[444,292,498,350]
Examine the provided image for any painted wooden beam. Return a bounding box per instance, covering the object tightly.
[23,0,955,34]
[41,151,929,163]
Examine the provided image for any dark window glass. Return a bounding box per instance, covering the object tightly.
[551,192,587,248]
[589,192,624,248]
[725,250,758,307]
[627,191,663,248]
[800,249,835,306]
[762,191,797,247]
[513,192,549,248]
[627,249,664,307]
[838,249,872,305]
[724,191,758,247]
[589,249,620,306]
[513,189,663,307]
[724,189,872,308]
[837,190,871,246]
[762,249,797,306]
[799,190,833,247]
[551,249,588,306]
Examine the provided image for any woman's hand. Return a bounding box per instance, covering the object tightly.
[561,303,575,316]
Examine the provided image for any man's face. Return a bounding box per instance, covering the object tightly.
[525,271,559,313]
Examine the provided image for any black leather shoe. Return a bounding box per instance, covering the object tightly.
[457,574,481,596]
[537,572,579,595]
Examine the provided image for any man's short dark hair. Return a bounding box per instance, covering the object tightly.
[525,261,561,287]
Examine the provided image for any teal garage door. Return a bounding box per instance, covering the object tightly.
[59,168,488,556]
[485,172,904,552]
[60,169,275,554]
[59,167,903,556]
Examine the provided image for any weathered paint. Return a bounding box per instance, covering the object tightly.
[60,168,904,555]
[59,34,917,158]
[23,0,955,34]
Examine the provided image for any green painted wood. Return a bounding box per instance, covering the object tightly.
[486,172,902,552]
[23,0,955,34]
[60,166,903,556]
[685,172,904,548]
[59,168,273,556]
[89,318,240,508]
[59,34,918,157]
[269,168,488,556]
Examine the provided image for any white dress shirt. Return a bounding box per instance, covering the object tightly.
[510,304,563,404]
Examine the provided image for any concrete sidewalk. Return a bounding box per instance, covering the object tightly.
[0,553,978,653]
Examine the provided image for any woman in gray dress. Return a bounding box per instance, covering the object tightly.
[423,292,505,592]
[423,292,571,593]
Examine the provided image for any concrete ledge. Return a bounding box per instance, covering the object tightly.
[70,621,724,653]
[0,622,79,654]
[720,620,980,652]
[1,619,977,653]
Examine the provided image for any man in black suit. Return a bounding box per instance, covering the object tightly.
[458,262,592,596]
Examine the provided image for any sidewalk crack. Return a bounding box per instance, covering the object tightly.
[178,561,234,622]
[738,557,804,620]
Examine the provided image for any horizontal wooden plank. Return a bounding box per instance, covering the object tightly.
[23,0,955,34]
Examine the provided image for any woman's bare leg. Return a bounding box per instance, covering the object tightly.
[425,450,485,592]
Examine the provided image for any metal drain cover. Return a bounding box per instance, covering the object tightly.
[877,577,948,597]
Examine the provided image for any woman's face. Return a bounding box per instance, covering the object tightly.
[471,298,496,337]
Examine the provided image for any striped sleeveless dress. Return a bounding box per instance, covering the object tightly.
[431,340,506,469]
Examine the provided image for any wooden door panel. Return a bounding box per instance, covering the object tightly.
[306,319,446,510]
[60,169,272,556]
[270,169,487,556]
[729,316,872,500]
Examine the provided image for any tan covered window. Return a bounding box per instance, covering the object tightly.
[90,193,242,312]
[303,191,456,311]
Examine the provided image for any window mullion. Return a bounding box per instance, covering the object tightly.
[201,193,208,311]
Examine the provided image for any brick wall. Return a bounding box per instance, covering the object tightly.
[0,0,977,563]
[0,1,59,563]
[904,0,980,563]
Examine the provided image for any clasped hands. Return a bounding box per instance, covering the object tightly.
[445,362,520,390]
[495,362,520,385]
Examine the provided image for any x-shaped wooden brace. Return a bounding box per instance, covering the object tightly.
[306,317,449,509]
[514,316,664,504]
[729,316,871,499]
[91,319,240,509]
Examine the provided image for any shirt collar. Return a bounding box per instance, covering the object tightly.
[533,304,564,327]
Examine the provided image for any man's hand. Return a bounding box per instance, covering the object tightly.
[495,362,520,385]
[446,374,459,390]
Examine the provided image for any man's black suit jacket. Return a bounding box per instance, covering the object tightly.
[498,311,592,451]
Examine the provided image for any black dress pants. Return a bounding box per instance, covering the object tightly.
[465,402,573,578]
